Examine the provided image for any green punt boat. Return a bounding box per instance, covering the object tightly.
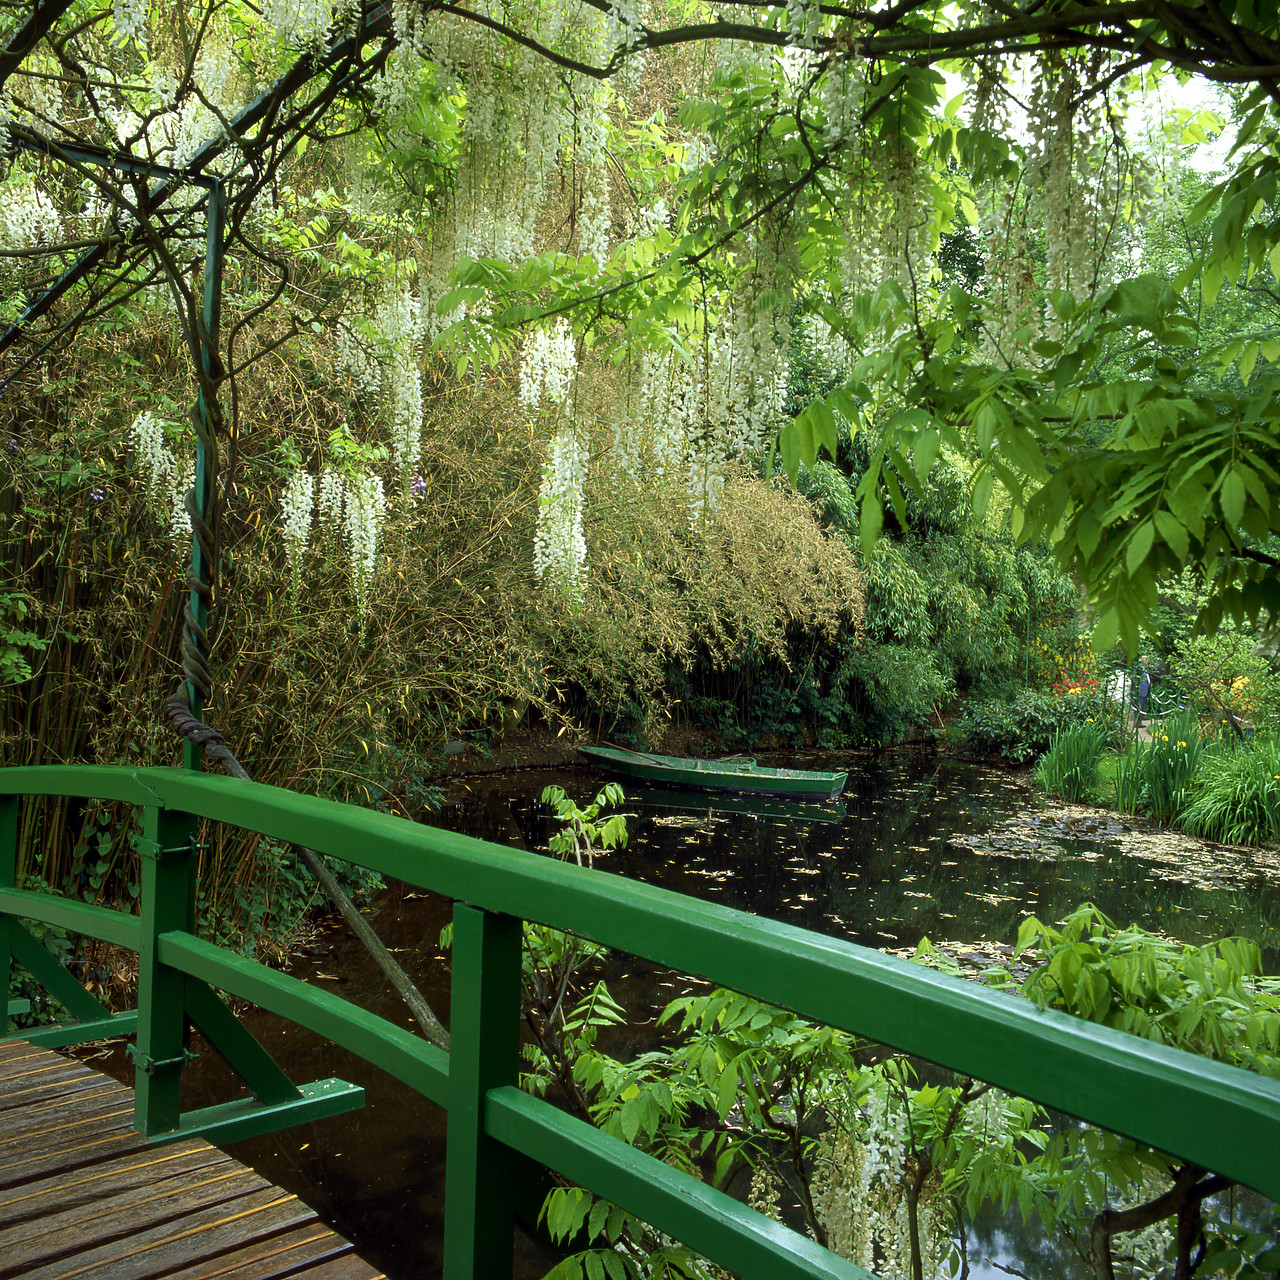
[578,744,848,802]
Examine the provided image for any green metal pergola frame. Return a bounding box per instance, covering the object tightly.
[1,4,397,775]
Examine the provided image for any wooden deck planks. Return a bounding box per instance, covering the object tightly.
[0,1040,384,1280]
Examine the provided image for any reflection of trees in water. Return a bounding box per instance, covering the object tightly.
[478,756,1280,964]
[966,1206,1091,1279]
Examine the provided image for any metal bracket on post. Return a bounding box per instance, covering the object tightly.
[126,1043,198,1076]
[133,835,197,865]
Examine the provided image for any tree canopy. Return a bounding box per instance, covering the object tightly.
[3,0,1280,653]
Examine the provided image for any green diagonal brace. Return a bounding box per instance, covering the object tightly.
[6,920,110,1025]
[184,976,300,1106]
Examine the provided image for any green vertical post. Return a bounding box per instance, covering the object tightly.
[183,180,225,773]
[132,804,197,1134]
[443,903,522,1280]
[0,796,15,1023]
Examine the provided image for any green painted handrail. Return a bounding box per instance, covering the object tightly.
[2,764,1279,1280]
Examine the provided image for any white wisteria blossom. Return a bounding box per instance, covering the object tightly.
[168,457,195,560]
[344,471,387,632]
[336,322,381,397]
[520,320,577,411]
[111,0,149,45]
[0,180,62,266]
[533,429,589,598]
[281,469,315,605]
[317,467,346,549]
[262,0,332,47]
[375,284,424,482]
[129,410,175,510]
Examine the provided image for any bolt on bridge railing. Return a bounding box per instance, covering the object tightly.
[2,765,1278,1280]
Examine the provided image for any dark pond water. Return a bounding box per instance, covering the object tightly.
[116,752,1280,1279]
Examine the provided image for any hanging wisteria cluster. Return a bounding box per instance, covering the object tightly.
[343,472,387,632]
[520,320,578,412]
[168,457,195,559]
[112,0,149,46]
[335,284,425,487]
[280,469,315,607]
[272,463,386,630]
[604,292,795,541]
[974,54,1154,362]
[532,430,589,599]
[317,468,346,551]
[376,285,425,484]
[808,1088,953,1279]
[262,0,333,48]
[0,177,62,304]
[129,411,196,562]
[0,0,1189,650]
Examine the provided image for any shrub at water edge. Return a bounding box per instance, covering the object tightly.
[962,686,1120,764]
[1180,735,1280,846]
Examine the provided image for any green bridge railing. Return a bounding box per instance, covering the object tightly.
[2,764,1278,1280]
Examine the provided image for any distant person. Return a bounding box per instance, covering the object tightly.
[1137,658,1151,726]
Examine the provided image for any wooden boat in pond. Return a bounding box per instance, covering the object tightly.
[578,744,847,802]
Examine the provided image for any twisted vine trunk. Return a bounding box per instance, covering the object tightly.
[1087,1165,1232,1280]
[165,693,450,1051]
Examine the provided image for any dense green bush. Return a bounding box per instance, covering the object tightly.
[961,687,1120,764]
[1166,628,1280,736]
[1180,735,1280,845]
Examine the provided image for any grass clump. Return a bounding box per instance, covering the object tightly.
[1137,710,1204,824]
[1180,735,1280,846]
[1034,719,1108,801]
[1104,710,1203,823]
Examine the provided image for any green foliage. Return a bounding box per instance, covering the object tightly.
[841,639,953,745]
[1111,745,1146,817]
[6,877,74,1031]
[1166,627,1280,737]
[541,784,629,866]
[1180,735,1280,846]
[197,838,379,959]
[1017,904,1280,1076]
[1034,719,1108,802]
[0,593,46,685]
[543,470,864,748]
[1124,709,1205,825]
[831,436,1077,744]
[961,687,1116,764]
[1013,905,1280,1277]
[515,883,1280,1280]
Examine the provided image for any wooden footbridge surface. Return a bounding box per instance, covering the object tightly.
[0,1039,383,1280]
